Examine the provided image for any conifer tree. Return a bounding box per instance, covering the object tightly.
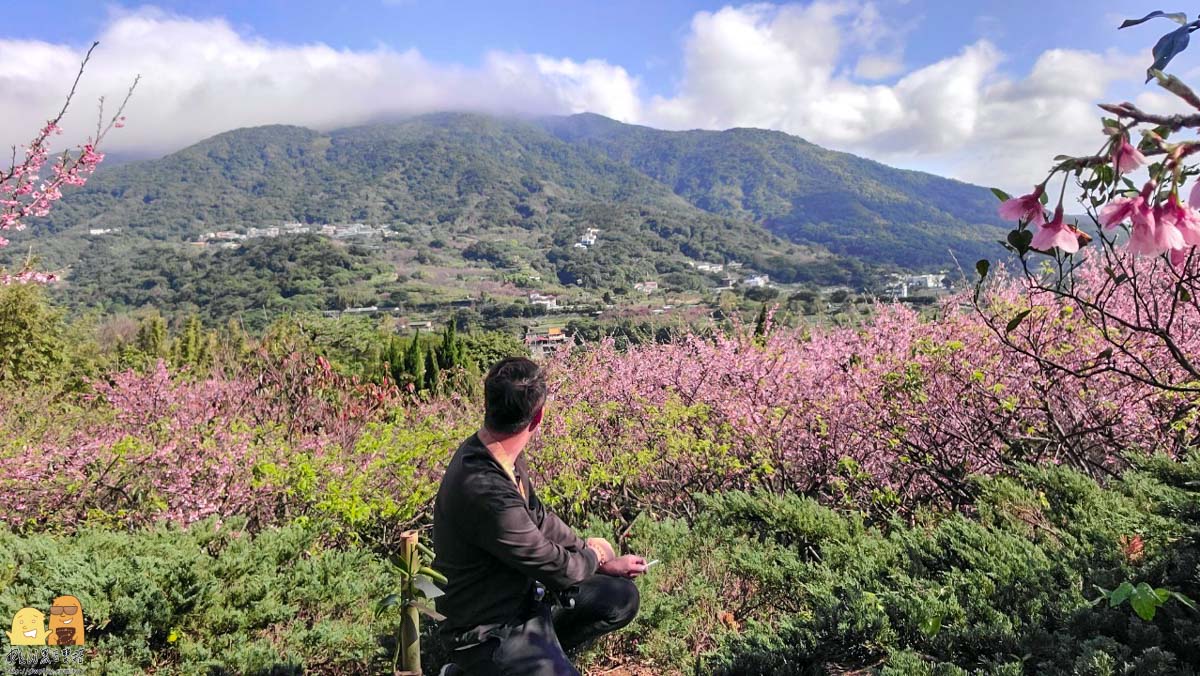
[754,304,769,341]
[405,331,424,388]
[135,314,169,358]
[439,322,462,371]
[424,346,440,393]
[174,315,208,367]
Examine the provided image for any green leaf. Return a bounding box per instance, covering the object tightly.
[919,615,942,637]
[1109,581,1135,607]
[990,188,1011,202]
[1120,11,1188,29]
[419,565,448,585]
[1169,591,1198,610]
[1146,25,1193,82]
[975,259,990,280]
[411,601,447,622]
[1007,229,1033,254]
[414,574,445,600]
[167,628,182,643]
[1130,582,1162,621]
[1006,310,1031,334]
[375,593,402,619]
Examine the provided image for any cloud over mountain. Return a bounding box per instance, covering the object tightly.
[0,3,1143,195]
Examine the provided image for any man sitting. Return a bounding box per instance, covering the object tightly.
[434,357,646,675]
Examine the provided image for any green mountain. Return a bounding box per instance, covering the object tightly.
[15,112,1011,318]
[29,114,864,290]
[540,113,1008,269]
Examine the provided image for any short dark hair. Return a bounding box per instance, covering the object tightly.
[483,357,548,434]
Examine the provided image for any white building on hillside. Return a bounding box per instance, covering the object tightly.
[529,293,558,310]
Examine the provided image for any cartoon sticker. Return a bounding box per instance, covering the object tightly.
[5,608,46,646]
[46,596,84,646]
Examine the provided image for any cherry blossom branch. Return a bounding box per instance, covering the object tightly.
[0,41,138,283]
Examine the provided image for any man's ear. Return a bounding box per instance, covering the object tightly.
[528,407,544,432]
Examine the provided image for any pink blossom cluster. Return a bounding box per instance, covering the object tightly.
[1000,132,1200,262]
[533,261,1196,516]
[3,259,1196,529]
[0,353,438,529]
[1,121,107,283]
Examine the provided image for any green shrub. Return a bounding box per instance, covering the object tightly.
[600,457,1200,675]
[0,519,403,674]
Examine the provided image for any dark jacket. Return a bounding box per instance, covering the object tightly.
[432,433,598,640]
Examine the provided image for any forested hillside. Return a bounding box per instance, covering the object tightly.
[11,112,1008,314]
[541,113,1009,268]
[17,114,878,302]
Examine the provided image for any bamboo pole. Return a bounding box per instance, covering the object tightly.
[400,530,421,675]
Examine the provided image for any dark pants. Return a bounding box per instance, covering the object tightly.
[453,575,640,676]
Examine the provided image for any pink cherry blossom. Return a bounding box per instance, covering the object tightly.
[1157,194,1200,246]
[1113,138,1147,174]
[998,185,1047,225]
[1130,203,1186,256]
[1031,206,1085,253]
[1170,246,1195,267]
[1100,190,1156,242]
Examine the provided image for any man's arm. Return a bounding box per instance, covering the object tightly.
[470,483,599,590]
[533,493,585,549]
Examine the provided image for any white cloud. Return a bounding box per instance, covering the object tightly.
[637,4,1148,197]
[0,8,641,157]
[0,3,1153,198]
[855,53,904,80]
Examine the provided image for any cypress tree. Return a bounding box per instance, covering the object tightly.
[405,331,424,388]
[754,304,769,340]
[136,314,169,358]
[439,322,461,370]
[424,346,440,393]
[174,315,207,367]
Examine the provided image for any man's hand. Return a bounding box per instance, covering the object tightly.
[599,554,648,579]
[585,537,616,564]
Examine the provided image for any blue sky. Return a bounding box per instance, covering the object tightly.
[3,1,1172,95]
[0,1,1195,192]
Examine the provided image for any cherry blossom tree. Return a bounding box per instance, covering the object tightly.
[0,41,137,283]
[983,11,1200,396]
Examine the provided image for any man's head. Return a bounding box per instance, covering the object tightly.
[484,357,547,436]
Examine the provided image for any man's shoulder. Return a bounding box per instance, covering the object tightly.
[439,435,504,503]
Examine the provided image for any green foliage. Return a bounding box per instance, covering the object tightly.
[6,111,1013,314]
[255,414,473,546]
[0,519,403,674]
[56,234,399,326]
[596,457,1200,675]
[541,113,1010,269]
[0,284,66,385]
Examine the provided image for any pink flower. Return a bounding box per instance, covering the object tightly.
[998,185,1047,225]
[1113,138,1147,174]
[1158,194,1200,246]
[1102,192,1174,255]
[1031,206,1087,254]
[1100,194,1154,231]
[1169,246,1195,267]
[1126,205,1184,256]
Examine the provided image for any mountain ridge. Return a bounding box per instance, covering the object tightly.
[15,112,1009,309]
[538,113,1007,268]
